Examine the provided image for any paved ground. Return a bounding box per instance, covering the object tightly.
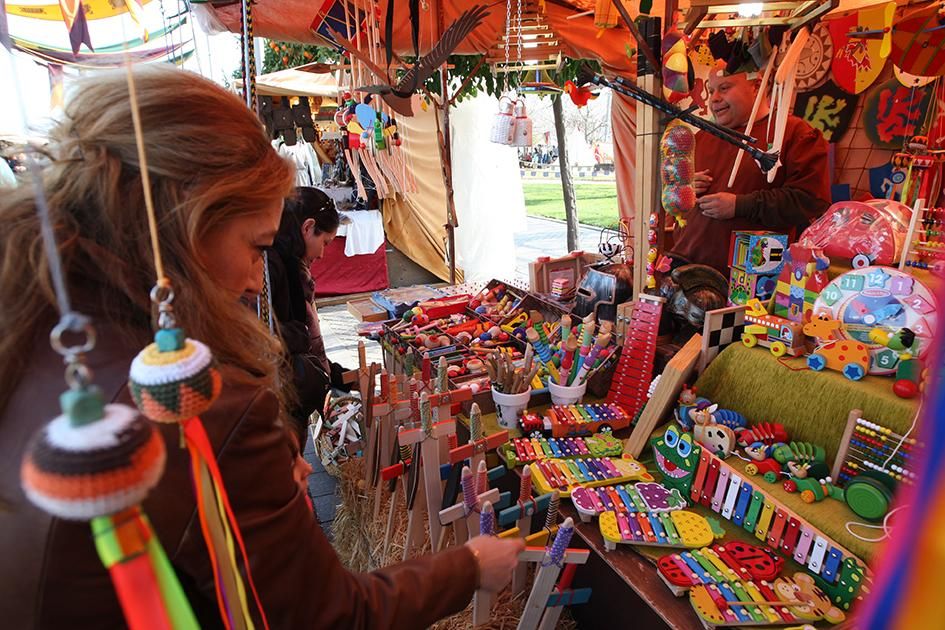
[512,216,617,283]
[306,216,606,532]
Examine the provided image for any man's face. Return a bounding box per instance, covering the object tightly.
[707,72,757,129]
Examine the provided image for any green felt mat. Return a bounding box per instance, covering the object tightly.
[695,343,919,464]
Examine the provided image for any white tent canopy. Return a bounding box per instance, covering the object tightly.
[236,62,340,104]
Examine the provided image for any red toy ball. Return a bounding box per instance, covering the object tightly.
[893,379,919,399]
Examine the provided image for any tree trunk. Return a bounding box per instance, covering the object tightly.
[553,95,579,251]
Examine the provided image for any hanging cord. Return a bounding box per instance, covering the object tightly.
[125,63,167,288]
[1,22,93,369]
[845,504,909,543]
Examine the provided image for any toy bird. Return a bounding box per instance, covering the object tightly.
[564,80,598,107]
[869,327,917,354]
[328,5,490,117]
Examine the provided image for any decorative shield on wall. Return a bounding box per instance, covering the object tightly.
[796,22,833,91]
[862,78,934,150]
[793,80,858,142]
[830,3,893,95]
[894,65,937,88]
[891,2,945,77]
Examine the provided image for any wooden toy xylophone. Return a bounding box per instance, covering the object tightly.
[658,541,783,595]
[657,542,848,626]
[502,433,624,468]
[599,509,724,551]
[606,294,664,418]
[528,456,654,497]
[687,447,866,610]
[545,403,633,438]
[571,481,688,521]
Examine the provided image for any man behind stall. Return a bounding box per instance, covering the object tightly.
[669,61,831,274]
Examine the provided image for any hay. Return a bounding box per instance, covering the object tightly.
[328,457,578,629]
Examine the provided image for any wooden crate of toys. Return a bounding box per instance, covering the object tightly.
[728,231,788,306]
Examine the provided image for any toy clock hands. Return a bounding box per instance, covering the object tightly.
[574,65,780,173]
[120,65,268,629]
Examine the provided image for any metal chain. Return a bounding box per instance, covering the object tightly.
[504,0,512,92]
[516,0,523,64]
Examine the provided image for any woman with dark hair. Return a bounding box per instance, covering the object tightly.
[267,187,352,440]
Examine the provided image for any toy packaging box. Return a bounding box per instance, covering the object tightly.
[728,231,788,306]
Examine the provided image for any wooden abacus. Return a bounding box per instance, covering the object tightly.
[832,409,919,488]
[900,203,945,273]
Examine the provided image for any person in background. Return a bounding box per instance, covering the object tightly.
[267,186,352,446]
[669,64,831,274]
[0,65,523,629]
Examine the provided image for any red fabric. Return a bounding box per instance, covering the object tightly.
[309,236,388,297]
[670,115,831,273]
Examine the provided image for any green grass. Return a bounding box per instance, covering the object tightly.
[522,182,621,229]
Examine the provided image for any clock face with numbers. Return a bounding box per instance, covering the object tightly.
[812,267,938,375]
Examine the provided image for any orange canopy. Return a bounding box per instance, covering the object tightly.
[207,0,645,237]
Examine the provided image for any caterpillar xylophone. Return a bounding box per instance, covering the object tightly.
[545,403,633,438]
[528,456,653,497]
[658,542,847,626]
[501,433,624,468]
[599,509,724,551]
[651,425,866,611]
[571,481,688,521]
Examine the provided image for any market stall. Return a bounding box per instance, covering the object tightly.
[8,0,945,628]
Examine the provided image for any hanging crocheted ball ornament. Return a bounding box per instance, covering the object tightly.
[21,388,166,521]
[129,329,222,423]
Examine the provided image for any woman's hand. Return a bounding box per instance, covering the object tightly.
[465,536,526,592]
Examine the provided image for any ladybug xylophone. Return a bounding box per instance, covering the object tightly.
[528,456,653,497]
[658,542,848,626]
[501,433,624,468]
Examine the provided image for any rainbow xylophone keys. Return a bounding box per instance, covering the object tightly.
[546,403,633,438]
[528,456,653,497]
[599,509,723,551]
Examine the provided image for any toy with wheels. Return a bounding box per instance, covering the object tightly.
[799,198,912,267]
[812,267,938,375]
[742,298,806,357]
[802,314,870,380]
[784,471,895,521]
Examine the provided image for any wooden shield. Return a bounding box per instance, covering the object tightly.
[891,2,945,77]
[796,23,833,91]
[894,65,937,88]
[793,80,859,143]
[830,3,893,94]
[862,77,934,150]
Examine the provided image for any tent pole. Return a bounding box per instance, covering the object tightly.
[631,17,662,300]
[436,1,458,285]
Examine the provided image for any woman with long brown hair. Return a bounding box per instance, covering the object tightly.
[0,65,521,629]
